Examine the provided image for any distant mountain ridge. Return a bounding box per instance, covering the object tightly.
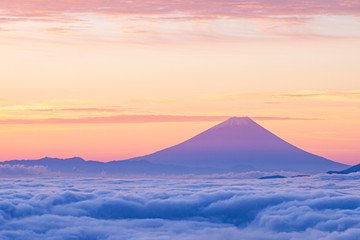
[0,117,348,176]
[1,157,198,176]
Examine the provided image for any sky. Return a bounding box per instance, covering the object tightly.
[0,0,359,164]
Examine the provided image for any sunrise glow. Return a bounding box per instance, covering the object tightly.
[1,0,359,164]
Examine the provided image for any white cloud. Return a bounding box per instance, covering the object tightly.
[0,174,360,239]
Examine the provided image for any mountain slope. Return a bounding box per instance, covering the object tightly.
[126,117,347,173]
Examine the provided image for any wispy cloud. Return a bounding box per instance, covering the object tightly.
[265,102,281,105]
[0,0,358,44]
[1,0,359,23]
[212,90,360,103]
[129,98,175,104]
[280,90,360,101]
[0,104,131,113]
[29,107,123,112]
[253,116,322,121]
[0,115,320,125]
[277,90,360,103]
[43,27,75,34]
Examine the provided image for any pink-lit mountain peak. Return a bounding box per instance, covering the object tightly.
[130,117,346,173]
[184,116,287,150]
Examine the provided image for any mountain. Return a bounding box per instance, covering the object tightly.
[124,117,347,173]
[328,163,360,174]
[0,117,348,176]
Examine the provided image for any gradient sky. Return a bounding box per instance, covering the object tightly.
[0,0,359,164]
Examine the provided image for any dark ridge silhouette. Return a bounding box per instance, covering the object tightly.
[327,163,360,175]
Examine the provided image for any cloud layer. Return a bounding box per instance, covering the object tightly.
[0,115,320,124]
[213,90,360,103]
[1,0,359,22]
[0,174,360,239]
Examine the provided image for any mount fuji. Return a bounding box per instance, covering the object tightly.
[125,117,347,173]
[1,117,348,176]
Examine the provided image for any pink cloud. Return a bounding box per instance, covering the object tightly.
[44,27,75,34]
[265,102,281,104]
[253,117,322,121]
[1,0,359,22]
[214,90,360,102]
[281,90,360,98]
[30,107,122,112]
[279,90,360,101]
[0,115,320,124]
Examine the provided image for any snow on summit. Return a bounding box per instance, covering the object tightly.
[213,117,255,128]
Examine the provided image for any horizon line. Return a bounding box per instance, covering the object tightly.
[0,115,322,125]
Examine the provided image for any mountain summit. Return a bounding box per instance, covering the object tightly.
[128,117,346,173]
[213,116,255,128]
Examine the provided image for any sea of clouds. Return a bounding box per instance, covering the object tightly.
[1,173,360,240]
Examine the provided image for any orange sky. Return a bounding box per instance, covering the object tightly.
[0,0,359,164]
